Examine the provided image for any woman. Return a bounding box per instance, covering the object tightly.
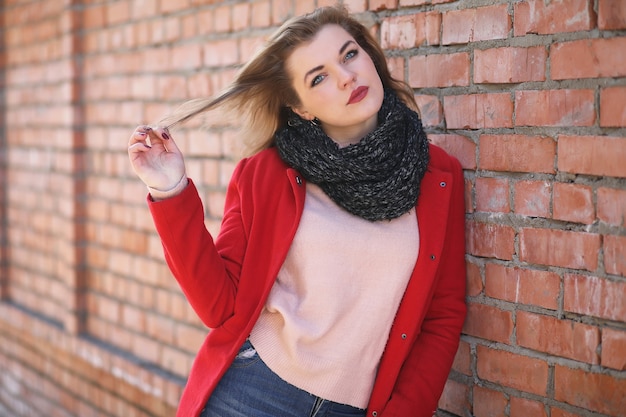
[128,6,466,417]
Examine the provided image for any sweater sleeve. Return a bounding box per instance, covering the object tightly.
[147,162,249,329]
[381,155,467,417]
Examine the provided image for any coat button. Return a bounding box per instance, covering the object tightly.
[401,333,407,339]
[440,181,446,187]
[430,254,436,260]
[296,176,302,185]
[372,412,378,417]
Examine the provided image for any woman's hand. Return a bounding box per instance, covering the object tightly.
[128,125,187,200]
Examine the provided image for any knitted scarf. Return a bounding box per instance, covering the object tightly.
[274,90,430,221]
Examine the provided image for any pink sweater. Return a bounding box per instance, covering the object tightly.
[249,183,419,408]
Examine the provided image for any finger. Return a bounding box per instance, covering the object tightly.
[128,128,149,147]
[154,126,182,154]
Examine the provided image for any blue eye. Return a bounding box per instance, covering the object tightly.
[344,49,358,61]
[311,74,325,87]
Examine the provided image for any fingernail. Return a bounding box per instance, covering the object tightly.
[162,132,170,140]
[145,126,152,131]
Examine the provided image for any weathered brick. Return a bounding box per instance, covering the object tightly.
[517,312,600,364]
[479,135,555,173]
[467,221,516,260]
[597,187,626,227]
[516,90,595,127]
[514,0,595,35]
[555,366,626,416]
[604,235,626,277]
[380,11,440,49]
[473,386,508,417]
[485,264,560,310]
[552,38,626,80]
[514,180,552,218]
[475,177,510,213]
[464,302,513,343]
[477,345,549,395]
[598,0,626,30]
[600,86,626,127]
[564,274,626,321]
[553,183,595,224]
[474,46,546,84]
[558,135,626,178]
[520,228,600,271]
[444,94,513,129]
[408,53,470,88]
[601,328,626,370]
[442,5,510,45]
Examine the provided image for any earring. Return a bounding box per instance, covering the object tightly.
[310,117,321,126]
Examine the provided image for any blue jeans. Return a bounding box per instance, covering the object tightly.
[200,340,367,417]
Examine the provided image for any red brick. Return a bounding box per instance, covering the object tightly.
[552,38,626,80]
[428,134,476,169]
[473,385,507,417]
[601,328,626,370]
[203,39,239,67]
[597,187,626,227]
[604,235,626,277]
[131,0,158,19]
[451,340,472,375]
[477,345,549,395]
[231,3,250,31]
[600,86,626,127]
[408,53,470,88]
[466,260,483,297]
[510,397,547,417]
[160,0,189,14]
[474,46,546,84]
[444,94,513,129]
[463,303,513,343]
[106,1,131,26]
[515,90,595,127]
[598,0,626,30]
[558,135,626,178]
[517,312,600,364]
[479,135,556,174]
[438,379,470,416]
[554,366,626,416]
[514,180,552,218]
[514,0,595,35]
[466,221,516,260]
[475,177,510,213]
[83,5,105,29]
[442,5,510,45]
[485,264,560,310]
[250,2,271,28]
[370,0,398,11]
[214,5,232,32]
[380,12,440,49]
[520,228,600,271]
[553,183,595,224]
[551,408,584,417]
[564,274,626,321]
[414,95,443,127]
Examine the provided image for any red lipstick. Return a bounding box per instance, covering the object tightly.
[347,86,369,105]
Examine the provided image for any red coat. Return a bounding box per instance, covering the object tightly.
[148,144,467,417]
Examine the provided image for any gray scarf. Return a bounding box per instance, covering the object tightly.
[275,90,430,221]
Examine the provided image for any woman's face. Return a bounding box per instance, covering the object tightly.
[287,24,384,146]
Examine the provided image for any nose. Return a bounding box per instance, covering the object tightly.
[337,66,356,89]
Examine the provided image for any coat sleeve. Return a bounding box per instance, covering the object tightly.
[147,160,250,329]
[381,156,467,417]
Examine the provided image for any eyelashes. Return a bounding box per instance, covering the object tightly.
[310,49,360,87]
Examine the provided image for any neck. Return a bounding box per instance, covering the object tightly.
[322,114,378,148]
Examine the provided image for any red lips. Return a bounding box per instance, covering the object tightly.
[347,86,369,104]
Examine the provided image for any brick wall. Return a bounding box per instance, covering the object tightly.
[0,0,624,416]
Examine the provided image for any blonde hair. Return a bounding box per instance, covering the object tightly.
[161,5,418,156]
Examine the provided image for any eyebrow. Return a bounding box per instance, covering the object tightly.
[303,40,357,84]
